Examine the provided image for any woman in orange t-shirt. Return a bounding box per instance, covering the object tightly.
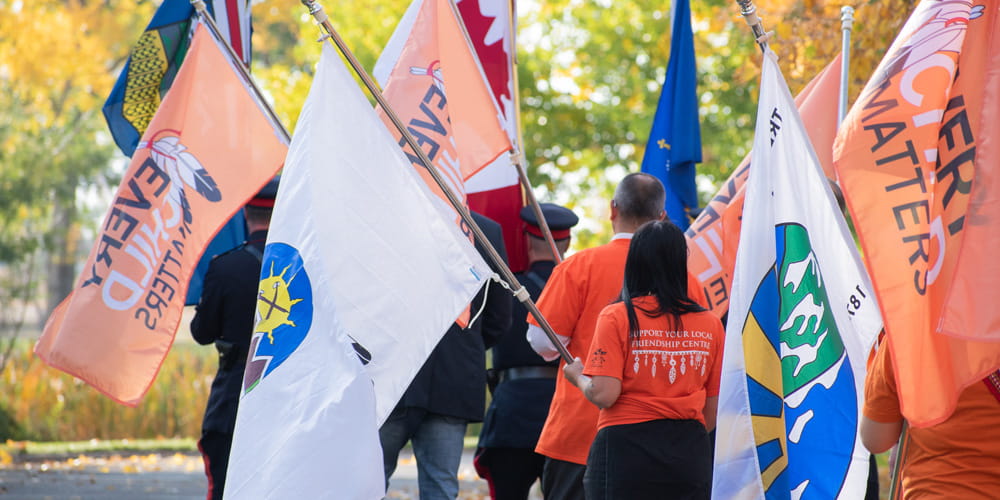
[564,220,724,500]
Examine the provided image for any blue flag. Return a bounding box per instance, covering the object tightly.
[640,0,701,230]
[102,0,252,157]
[102,0,195,157]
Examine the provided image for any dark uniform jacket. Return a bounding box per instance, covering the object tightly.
[395,212,512,422]
[190,230,267,434]
[478,260,558,449]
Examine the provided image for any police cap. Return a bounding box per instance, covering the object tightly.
[520,203,579,240]
[246,175,280,208]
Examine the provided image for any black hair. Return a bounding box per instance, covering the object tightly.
[244,205,273,227]
[613,172,665,223]
[619,220,705,339]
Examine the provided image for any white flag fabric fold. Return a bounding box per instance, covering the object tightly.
[713,50,881,500]
[224,42,491,499]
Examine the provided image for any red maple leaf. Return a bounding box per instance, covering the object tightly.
[456,0,513,118]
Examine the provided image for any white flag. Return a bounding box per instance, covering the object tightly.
[224,43,491,499]
[712,50,881,500]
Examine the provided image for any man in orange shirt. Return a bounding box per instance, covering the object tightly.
[861,339,1000,498]
[526,173,706,500]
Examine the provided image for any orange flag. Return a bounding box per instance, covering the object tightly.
[686,54,843,317]
[35,24,287,406]
[377,0,512,224]
[939,5,1000,342]
[833,1,1000,426]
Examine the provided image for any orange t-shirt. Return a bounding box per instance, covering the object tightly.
[863,341,1000,499]
[583,297,723,429]
[528,236,708,464]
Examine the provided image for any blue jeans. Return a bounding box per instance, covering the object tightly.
[380,407,468,500]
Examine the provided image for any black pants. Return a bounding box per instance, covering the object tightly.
[866,453,880,500]
[198,431,233,500]
[477,447,546,500]
[585,419,711,500]
[541,457,587,500]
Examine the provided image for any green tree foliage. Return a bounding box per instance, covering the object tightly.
[0,0,154,343]
[0,0,153,253]
[251,0,408,129]
[516,0,762,247]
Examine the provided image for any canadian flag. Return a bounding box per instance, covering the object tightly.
[456,0,528,271]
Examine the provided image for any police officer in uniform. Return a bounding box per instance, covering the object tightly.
[475,203,579,500]
[190,176,278,500]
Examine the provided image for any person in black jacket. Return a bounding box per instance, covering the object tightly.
[475,203,579,500]
[379,211,512,500]
[190,177,278,500]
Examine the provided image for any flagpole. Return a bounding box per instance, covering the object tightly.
[888,422,909,499]
[838,6,855,125]
[508,65,565,263]
[189,0,291,144]
[447,0,564,264]
[735,0,771,52]
[299,0,574,364]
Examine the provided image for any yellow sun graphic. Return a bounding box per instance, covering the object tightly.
[255,262,303,344]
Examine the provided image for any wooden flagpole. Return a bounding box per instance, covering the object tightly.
[888,422,908,499]
[505,4,565,264]
[299,0,574,363]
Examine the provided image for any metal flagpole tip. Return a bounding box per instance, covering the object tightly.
[841,6,855,29]
[734,0,770,49]
[300,0,329,24]
[301,0,322,17]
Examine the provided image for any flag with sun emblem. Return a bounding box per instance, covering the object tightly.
[712,49,882,500]
[224,42,491,499]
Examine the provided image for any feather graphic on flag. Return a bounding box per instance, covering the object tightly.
[35,24,286,406]
[145,134,223,206]
[101,1,255,305]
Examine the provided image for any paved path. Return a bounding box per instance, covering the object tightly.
[0,449,507,499]
[0,452,206,500]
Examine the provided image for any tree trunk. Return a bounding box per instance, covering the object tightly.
[45,194,79,327]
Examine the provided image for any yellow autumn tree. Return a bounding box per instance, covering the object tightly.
[0,0,154,336]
